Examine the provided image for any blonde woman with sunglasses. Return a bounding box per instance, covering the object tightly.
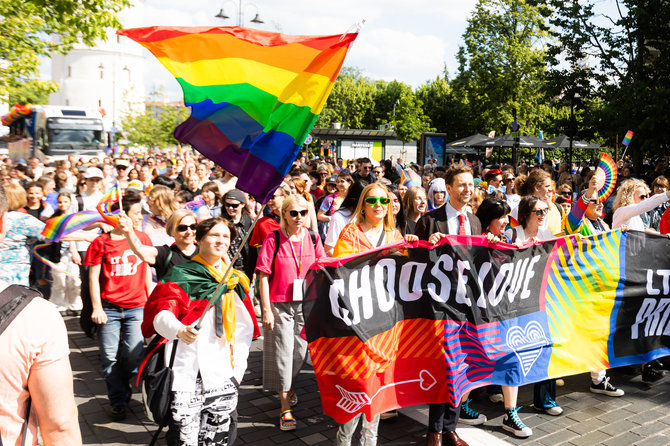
[332,183,417,446]
[333,183,418,257]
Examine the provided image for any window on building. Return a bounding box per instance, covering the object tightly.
[98,63,104,80]
[98,99,102,107]
[65,99,70,106]
[67,66,72,77]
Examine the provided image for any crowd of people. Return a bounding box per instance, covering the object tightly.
[1,148,669,446]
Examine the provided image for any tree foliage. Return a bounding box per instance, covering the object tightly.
[0,0,129,98]
[121,90,190,149]
[389,88,433,145]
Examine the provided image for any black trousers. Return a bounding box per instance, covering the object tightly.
[428,402,460,433]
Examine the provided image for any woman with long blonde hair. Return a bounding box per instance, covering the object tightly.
[613,178,670,232]
[142,185,178,245]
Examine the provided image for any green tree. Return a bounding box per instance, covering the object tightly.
[316,67,376,129]
[540,0,670,163]
[453,0,549,155]
[389,89,433,149]
[7,80,59,105]
[0,0,129,98]
[416,73,470,139]
[121,90,190,149]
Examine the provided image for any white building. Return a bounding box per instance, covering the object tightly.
[49,1,146,131]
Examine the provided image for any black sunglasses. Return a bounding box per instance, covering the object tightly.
[638,194,649,200]
[288,209,309,217]
[116,165,127,170]
[224,202,241,208]
[176,223,197,232]
[533,208,549,217]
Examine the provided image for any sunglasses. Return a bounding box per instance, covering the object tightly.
[288,209,309,218]
[176,223,197,232]
[533,208,549,216]
[116,165,127,170]
[361,166,372,170]
[364,196,391,206]
[638,194,649,200]
[560,192,572,197]
[504,178,515,182]
[224,202,241,209]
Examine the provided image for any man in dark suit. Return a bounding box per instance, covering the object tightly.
[415,165,484,446]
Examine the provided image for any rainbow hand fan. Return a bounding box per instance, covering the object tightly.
[596,153,617,203]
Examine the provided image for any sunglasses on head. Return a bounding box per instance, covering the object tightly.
[176,223,197,232]
[224,202,240,208]
[364,196,391,206]
[533,208,549,216]
[289,209,309,217]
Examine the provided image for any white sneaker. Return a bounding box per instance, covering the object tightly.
[489,393,504,404]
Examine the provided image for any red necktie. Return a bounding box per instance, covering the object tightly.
[458,214,467,235]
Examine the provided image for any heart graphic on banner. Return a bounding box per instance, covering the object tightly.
[506,321,548,376]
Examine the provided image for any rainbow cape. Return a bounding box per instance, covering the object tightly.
[117,26,358,203]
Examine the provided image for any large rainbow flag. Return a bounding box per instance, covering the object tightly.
[117,26,358,203]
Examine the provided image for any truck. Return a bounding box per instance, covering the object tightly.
[1,104,106,160]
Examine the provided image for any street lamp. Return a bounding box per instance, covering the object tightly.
[215,1,264,26]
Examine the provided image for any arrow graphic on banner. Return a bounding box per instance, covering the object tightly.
[335,370,437,413]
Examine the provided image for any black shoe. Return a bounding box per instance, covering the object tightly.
[590,377,624,397]
[642,364,663,383]
[109,406,126,421]
[502,407,532,438]
[458,398,486,425]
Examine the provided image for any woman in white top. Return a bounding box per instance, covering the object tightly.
[505,196,563,417]
[323,180,368,256]
[612,178,670,231]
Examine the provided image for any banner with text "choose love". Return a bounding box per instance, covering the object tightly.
[303,230,670,423]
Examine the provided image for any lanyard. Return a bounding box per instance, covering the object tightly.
[284,228,304,274]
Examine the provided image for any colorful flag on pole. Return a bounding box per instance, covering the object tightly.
[400,168,421,187]
[41,211,105,242]
[622,130,634,146]
[117,26,358,203]
[96,183,122,226]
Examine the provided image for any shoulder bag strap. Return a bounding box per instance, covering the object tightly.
[150,340,178,446]
[271,230,281,266]
[20,397,31,446]
[376,229,386,247]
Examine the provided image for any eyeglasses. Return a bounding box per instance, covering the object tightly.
[224,202,241,209]
[176,223,197,232]
[288,209,308,218]
[533,208,549,216]
[364,196,391,206]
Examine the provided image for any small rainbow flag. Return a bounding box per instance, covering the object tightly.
[96,183,122,226]
[622,130,634,146]
[400,168,421,187]
[117,26,358,203]
[41,211,104,242]
[157,160,168,175]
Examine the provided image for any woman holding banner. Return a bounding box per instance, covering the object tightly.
[256,194,325,431]
[333,183,418,446]
[476,197,533,438]
[514,169,563,235]
[506,196,563,417]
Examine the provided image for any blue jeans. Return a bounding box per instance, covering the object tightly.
[98,303,144,408]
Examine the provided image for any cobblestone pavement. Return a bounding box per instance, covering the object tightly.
[66,315,670,446]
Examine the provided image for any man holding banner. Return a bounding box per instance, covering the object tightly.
[414,165,482,446]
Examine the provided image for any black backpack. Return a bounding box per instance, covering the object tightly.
[0,285,41,446]
[138,336,178,446]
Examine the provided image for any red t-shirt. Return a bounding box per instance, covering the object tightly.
[248,215,281,248]
[84,230,152,308]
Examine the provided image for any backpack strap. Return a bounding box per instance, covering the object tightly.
[271,228,318,267]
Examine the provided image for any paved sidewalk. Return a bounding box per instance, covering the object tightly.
[66,315,670,445]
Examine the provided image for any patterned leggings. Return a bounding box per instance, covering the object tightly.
[167,377,238,446]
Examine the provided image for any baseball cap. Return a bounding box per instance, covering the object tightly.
[326,176,337,185]
[84,167,104,179]
[225,189,247,204]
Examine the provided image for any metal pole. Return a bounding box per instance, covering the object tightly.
[195,203,267,328]
[237,0,242,26]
